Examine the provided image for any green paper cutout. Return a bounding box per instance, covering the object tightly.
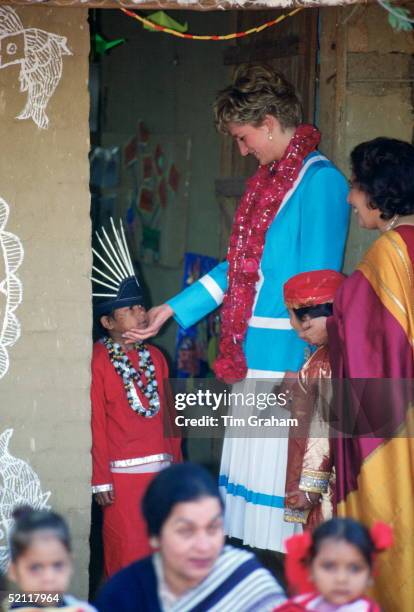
[144,11,188,33]
[388,8,413,31]
[380,0,413,32]
[93,33,126,56]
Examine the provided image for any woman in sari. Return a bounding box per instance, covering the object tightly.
[301,137,414,611]
[94,462,286,611]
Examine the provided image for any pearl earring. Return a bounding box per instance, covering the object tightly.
[268,132,273,141]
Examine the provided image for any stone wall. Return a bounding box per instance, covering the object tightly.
[0,6,91,598]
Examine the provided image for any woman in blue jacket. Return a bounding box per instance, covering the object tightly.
[124,64,349,552]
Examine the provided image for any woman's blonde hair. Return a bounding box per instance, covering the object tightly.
[214,64,302,134]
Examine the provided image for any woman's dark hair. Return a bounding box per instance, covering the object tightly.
[142,463,224,536]
[351,137,414,220]
[293,302,333,322]
[9,506,71,562]
[310,518,375,567]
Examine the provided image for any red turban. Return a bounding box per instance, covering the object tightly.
[284,269,346,309]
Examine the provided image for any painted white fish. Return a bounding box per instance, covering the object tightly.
[0,429,51,572]
[0,7,72,129]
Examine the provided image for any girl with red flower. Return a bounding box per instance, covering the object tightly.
[275,518,393,611]
[124,64,350,552]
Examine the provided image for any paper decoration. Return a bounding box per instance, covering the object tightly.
[138,121,150,144]
[158,177,167,208]
[175,253,219,377]
[142,226,160,264]
[0,7,72,129]
[126,205,135,227]
[0,429,51,572]
[143,11,188,33]
[376,0,413,32]
[90,147,121,189]
[92,33,125,56]
[142,155,153,179]
[124,135,138,166]
[0,197,24,381]
[168,164,180,193]
[138,187,154,212]
[121,6,302,42]
[154,144,164,175]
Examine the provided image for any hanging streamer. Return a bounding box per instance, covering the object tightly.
[120,7,303,41]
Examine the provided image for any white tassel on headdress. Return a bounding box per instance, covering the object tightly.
[92,219,135,298]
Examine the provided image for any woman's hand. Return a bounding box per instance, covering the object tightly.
[299,316,328,346]
[123,304,174,342]
[286,490,320,510]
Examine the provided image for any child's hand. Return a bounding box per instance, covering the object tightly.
[299,316,328,346]
[286,490,320,510]
[123,304,173,342]
[94,491,115,506]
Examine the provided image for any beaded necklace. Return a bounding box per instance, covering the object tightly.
[102,336,160,418]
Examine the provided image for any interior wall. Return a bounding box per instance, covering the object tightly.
[319,5,414,273]
[98,10,233,360]
[0,6,91,598]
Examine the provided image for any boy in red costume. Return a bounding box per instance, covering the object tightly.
[282,269,345,530]
[91,221,181,577]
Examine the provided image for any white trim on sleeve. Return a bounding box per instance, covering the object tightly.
[199,274,225,306]
[247,369,285,378]
[248,316,292,330]
[91,484,113,494]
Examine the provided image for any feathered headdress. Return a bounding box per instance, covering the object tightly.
[91,218,143,316]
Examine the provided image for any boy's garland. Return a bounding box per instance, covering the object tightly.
[103,337,160,418]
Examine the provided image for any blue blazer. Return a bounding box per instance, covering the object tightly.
[168,152,350,375]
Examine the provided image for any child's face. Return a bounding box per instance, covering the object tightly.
[288,309,306,335]
[8,534,73,601]
[102,304,148,335]
[310,538,371,606]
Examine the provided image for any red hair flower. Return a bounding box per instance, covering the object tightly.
[284,531,314,595]
[370,522,393,551]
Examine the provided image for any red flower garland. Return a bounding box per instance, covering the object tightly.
[213,124,321,382]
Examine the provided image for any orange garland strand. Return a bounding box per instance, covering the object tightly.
[120,7,303,41]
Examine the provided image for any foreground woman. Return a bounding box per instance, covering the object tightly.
[94,463,286,611]
[302,137,414,611]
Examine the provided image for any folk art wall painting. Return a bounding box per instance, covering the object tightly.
[0,197,24,381]
[0,429,51,572]
[0,7,72,129]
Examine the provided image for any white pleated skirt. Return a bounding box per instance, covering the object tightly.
[219,378,302,552]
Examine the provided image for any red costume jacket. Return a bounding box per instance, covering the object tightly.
[91,341,181,491]
[283,346,334,529]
